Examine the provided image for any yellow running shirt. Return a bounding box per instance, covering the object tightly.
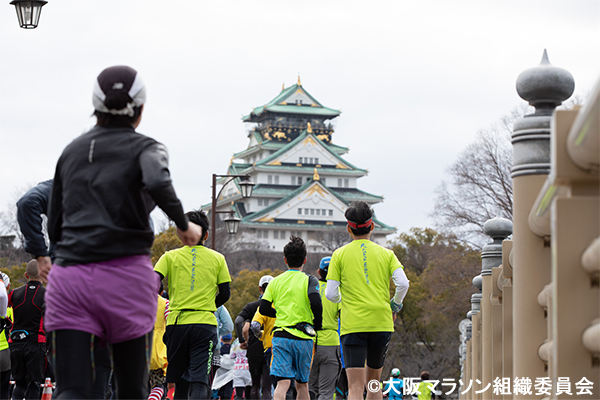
[154,245,231,326]
[328,239,403,335]
[316,280,340,346]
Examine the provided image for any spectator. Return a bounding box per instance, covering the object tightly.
[259,236,323,400]
[308,256,341,400]
[155,210,230,400]
[325,201,409,400]
[7,260,46,400]
[235,275,273,400]
[46,65,202,399]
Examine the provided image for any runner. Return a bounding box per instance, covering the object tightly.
[259,236,322,400]
[308,256,341,400]
[7,260,46,400]
[45,65,202,399]
[235,275,273,400]
[154,210,231,400]
[325,201,410,400]
[0,273,12,400]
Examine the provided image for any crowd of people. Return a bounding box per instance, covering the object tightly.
[0,65,416,400]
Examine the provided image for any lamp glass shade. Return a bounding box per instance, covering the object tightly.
[11,0,47,29]
[224,215,241,234]
[238,177,254,198]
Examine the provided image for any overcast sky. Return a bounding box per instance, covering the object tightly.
[1,0,599,240]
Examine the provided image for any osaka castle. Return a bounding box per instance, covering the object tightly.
[210,78,395,252]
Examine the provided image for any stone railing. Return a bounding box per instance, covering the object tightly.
[460,51,599,400]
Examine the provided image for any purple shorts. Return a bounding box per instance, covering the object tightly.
[45,255,159,344]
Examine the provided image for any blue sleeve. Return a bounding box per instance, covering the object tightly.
[17,180,53,258]
[217,305,234,336]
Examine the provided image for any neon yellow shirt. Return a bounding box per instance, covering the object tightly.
[328,239,403,335]
[316,280,340,346]
[0,308,12,351]
[151,296,168,372]
[154,245,231,326]
[417,381,434,400]
[262,269,318,340]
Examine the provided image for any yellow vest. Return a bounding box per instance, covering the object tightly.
[151,296,168,372]
[0,308,12,352]
[252,309,276,352]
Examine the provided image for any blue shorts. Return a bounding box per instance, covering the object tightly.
[270,336,314,383]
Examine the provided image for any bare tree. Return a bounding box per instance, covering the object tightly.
[433,95,587,247]
[431,106,525,246]
[316,228,351,252]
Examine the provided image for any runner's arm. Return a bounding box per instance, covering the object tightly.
[308,275,323,330]
[258,299,276,318]
[392,268,409,305]
[325,280,341,303]
[215,282,230,308]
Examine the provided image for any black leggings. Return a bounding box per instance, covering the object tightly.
[51,329,151,399]
[173,381,210,400]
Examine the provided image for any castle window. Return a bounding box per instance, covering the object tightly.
[344,179,349,188]
[299,157,303,164]
[258,199,263,206]
[274,176,279,184]
[273,230,278,239]
[298,208,302,215]
[329,210,333,216]
[304,209,309,215]
[310,209,314,215]
[315,158,319,164]
[291,176,296,185]
[316,209,321,216]
[268,175,273,184]
[337,178,342,187]
[264,199,269,207]
[322,209,326,215]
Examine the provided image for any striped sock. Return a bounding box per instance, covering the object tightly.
[148,386,164,400]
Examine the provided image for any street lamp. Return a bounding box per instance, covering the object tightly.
[210,174,254,249]
[10,0,47,29]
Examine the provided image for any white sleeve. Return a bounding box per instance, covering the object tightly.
[325,280,341,303]
[392,268,410,304]
[0,281,7,318]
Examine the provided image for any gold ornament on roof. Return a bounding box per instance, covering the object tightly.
[282,83,285,91]
[229,156,234,166]
[298,75,301,86]
[313,167,320,181]
[307,122,312,133]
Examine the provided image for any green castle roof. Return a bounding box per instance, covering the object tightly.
[242,83,341,122]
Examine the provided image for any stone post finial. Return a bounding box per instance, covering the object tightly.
[512,50,575,178]
[481,215,513,276]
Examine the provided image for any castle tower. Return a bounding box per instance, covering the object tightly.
[209,80,395,251]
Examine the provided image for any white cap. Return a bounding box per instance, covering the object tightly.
[391,368,400,377]
[0,272,10,288]
[259,275,274,287]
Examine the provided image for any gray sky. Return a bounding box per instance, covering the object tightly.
[1,0,599,239]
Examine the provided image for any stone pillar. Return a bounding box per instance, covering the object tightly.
[481,216,513,393]
[501,241,514,400]
[470,276,482,400]
[511,50,574,396]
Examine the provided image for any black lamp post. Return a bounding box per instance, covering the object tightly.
[10,0,47,29]
[210,174,254,249]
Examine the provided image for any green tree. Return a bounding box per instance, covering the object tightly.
[0,262,28,289]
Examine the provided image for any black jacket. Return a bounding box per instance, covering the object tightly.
[48,125,188,266]
[16,179,55,259]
